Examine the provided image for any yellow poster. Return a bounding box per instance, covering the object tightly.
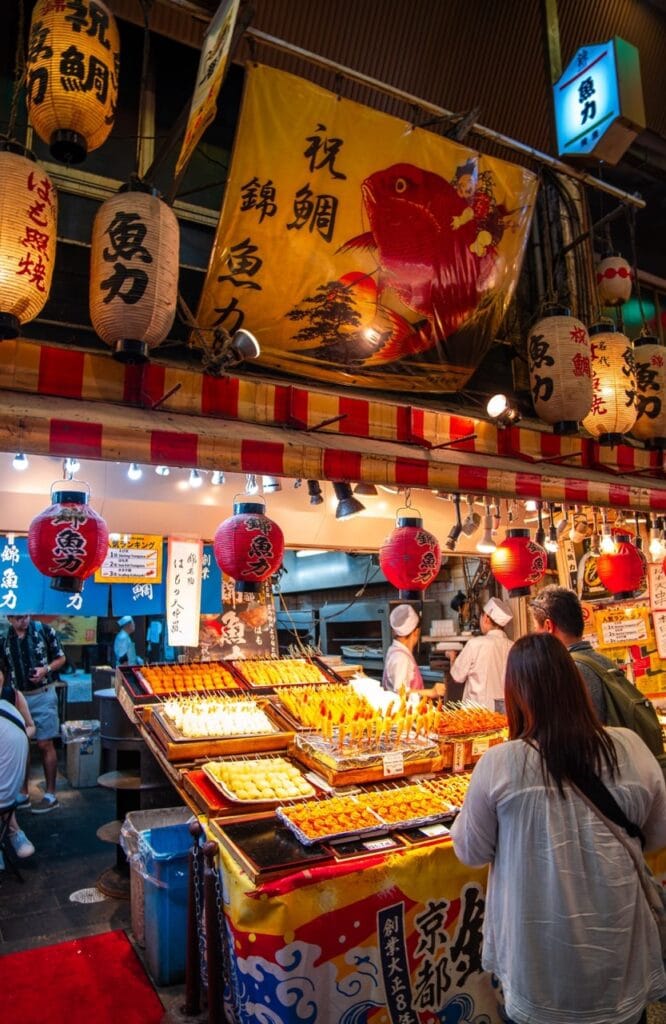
[175,0,240,178]
[195,64,538,393]
[95,534,163,584]
[593,603,653,650]
[41,615,97,646]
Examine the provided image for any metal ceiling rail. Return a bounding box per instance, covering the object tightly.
[245,28,646,211]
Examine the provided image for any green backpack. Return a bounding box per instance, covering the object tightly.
[573,651,666,780]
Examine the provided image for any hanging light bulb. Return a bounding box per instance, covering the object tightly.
[189,468,203,488]
[535,501,546,547]
[649,518,664,561]
[127,463,142,481]
[12,453,28,471]
[63,456,81,476]
[155,465,170,476]
[476,499,496,553]
[211,470,225,486]
[524,499,538,514]
[599,510,615,553]
[545,504,559,553]
[246,474,259,495]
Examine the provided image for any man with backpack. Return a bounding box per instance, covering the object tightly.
[529,586,666,779]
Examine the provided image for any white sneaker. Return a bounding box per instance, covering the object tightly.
[10,829,35,858]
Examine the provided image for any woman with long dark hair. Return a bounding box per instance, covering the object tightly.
[450,632,666,1024]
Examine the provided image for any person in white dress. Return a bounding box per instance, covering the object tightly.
[446,596,513,710]
[451,632,666,1024]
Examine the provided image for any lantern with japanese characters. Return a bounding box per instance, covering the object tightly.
[596,256,633,307]
[596,532,646,599]
[379,512,441,599]
[582,322,637,445]
[89,183,180,363]
[631,336,666,449]
[213,500,284,593]
[0,145,57,339]
[490,528,547,598]
[26,0,120,164]
[527,306,592,434]
[28,485,109,593]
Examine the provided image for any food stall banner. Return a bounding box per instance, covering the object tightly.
[95,534,163,584]
[198,579,278,659]
[111,544,165,614]
[195,64,538,394]
[175,0,240,179]
[200,544,223,613]
[42,576,109,616]
[0,536,47,614]
[166,537,203,647]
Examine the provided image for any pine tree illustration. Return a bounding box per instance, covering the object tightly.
[287,280,362,346]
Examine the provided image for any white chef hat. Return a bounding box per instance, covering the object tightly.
[389,604,420,637]
[483,597,513,627]
[117,615,134,627]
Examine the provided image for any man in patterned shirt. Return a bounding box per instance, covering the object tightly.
[3,614,66,813]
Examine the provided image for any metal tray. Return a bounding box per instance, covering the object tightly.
[202,760,316,806]
[275,800,387,847]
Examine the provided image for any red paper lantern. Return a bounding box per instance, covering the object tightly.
[28,486,109,593]
[214,500,284,593]
[596,532,646,599]
[490,528,547,597]
[379,514,441,599]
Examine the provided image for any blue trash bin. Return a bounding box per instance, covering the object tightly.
[142,822,193,986]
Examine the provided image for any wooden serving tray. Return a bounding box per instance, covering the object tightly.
[291,745,445,787]
[437,731,505,771]
[145,706,294,762]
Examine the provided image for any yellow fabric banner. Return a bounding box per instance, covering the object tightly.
[196,64,538,393]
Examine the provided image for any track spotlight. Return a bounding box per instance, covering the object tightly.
[486,393,520,427]
[353,482,378,496]
[155,465,170,476]
[461,497,481,536]
[211,470,225,486]
[333,481,365,519]
[476,513,496,553]
[306,479,324,505]
[445,494,464,551]
[12,453,28,471]
[127,462,142,481]
[189,468,203,488]
[262,476,282,493]
[230,329,260,362]
[245,474,259,495]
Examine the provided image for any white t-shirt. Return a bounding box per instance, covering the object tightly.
[381,640,424,692]
[0,698,29,807]
[451,728,666,1024]
[449,628,512,708]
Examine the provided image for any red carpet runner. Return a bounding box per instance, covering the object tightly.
[0,929,165,1023]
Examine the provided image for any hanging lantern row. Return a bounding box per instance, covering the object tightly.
[213,499,285,593]
[90,182,180,363]
[28,485,109,593]
[528,306,592,436]
[26,0,120,165]
[379,509,441,599]
[582,321,637,444]
[632,336,666,450]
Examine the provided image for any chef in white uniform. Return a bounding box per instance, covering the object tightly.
[446,597,513,711]
[382,604,424,693]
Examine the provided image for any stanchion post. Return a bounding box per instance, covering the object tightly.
[203,840,224,1024]
[183,821,204,1017]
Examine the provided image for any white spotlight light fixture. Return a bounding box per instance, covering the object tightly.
[486,393,520,427]
[262,476,281,493]
[155,465,170,476]
[189,468,203,488]
[12,453,28,471]
[127,462,142,481]
[476,514,496,553]
[649,518,664,561]
[245,474,259,495]
[211,470,225,486]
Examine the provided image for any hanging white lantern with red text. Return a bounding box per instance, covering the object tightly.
[527,306,592,434]
[0,145,57,340]
[213,499,284,593]
[596,256,633,307]
[28,484,109,593]
[90,183,180,363]
[631,336,666,450]
[582,322,637,445]
[379,511,441,599]
[26,0,120,164]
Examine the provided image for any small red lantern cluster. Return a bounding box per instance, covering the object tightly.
[214,500,284,593]
[490,529,547,597]
[596,532,646,599]
[28,486,109,593]
[379,514,441,599]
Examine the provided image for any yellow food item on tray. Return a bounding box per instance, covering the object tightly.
[422,772,473,809]
[279,795,381,840]
[355,784,452,822]
[235,658,328,687]
[434,704,506,737]
[138,662,238,694]
[204,756,315,802]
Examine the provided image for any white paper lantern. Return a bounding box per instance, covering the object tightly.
[631,336,666,449]
[582,322,637,445]
[528,306,592,434]
[26,0,120,164]
[596,256,632,307]
[0,146,57,339]
[90,186,180,363]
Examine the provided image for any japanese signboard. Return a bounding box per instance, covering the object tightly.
[0,536,109,616]
[553,38,645,164]
[648,562,666,612]
[593,603,652,649]
[166,537,203,647]
[652,610,666,661]
[197,580,277,660]
[96,534,163,584]
[195,64,537,394]
[175,0,240,178]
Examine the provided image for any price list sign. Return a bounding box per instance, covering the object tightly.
[96,534,162,583]
[166,538,203,647]
[648,562,666,612]
[594,604,652,649]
